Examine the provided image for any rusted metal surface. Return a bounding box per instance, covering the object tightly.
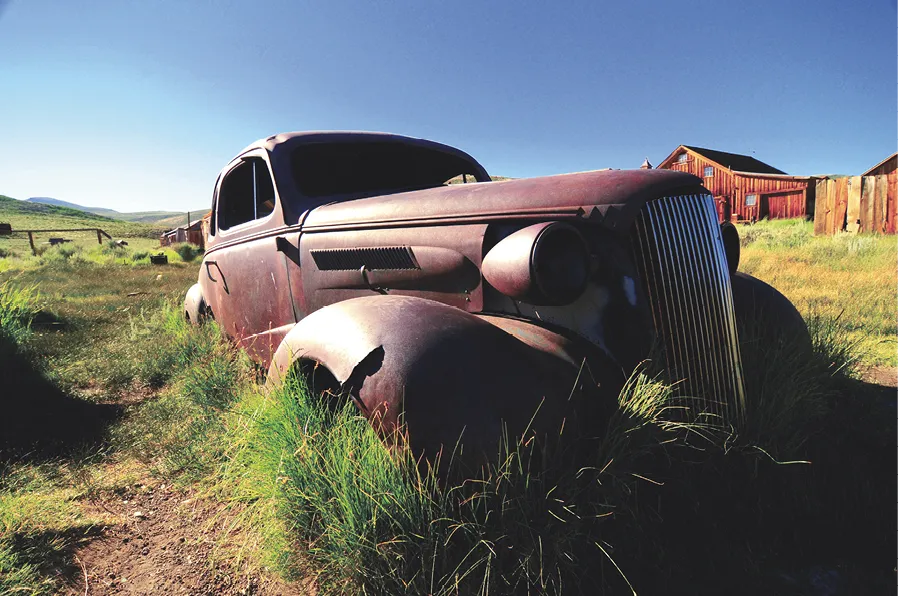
[188,131,806,454]
[267,295,593,462]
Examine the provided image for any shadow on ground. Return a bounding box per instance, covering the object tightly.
[0,335,122,461]
[7,524,106,590]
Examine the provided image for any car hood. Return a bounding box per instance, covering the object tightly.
[300,168,704,233]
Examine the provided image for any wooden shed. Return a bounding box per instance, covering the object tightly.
[814,153,896,235]
[658,145,817,223]
[160,219,205,248]
[862,153,896,184]
[863,153,896,234]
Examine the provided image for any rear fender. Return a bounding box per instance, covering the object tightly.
[184,283,209,324]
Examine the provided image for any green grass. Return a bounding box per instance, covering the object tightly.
[0,220,894,594]
[0,194,163,238]
[739,218,897,367]
[0,257,198,395]
[217,368,686,594]
[0,281,42,347]
[210,307,892,594]
[0,194,167,269]
[0,461,107,596]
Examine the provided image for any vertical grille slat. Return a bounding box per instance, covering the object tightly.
[671,201,717,416]
[631,194,746,427]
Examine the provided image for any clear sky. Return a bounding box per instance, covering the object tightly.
[0,0,895,212]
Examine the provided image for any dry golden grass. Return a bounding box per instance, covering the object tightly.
[738,219,896,367]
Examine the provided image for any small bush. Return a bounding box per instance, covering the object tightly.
[101,239,129,255]
[41,244,84,265]
[172,243,202,263]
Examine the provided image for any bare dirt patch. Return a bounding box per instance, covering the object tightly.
[62,482,308,595]
[861,365,898,388]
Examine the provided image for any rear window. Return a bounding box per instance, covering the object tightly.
[290,141,486,199]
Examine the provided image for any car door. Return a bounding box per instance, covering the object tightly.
[202,151,296,363]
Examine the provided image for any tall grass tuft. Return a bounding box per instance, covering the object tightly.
[115,302,252,479]
[735,303,867,457]
[219,365,697,595]
[0,280,41,347]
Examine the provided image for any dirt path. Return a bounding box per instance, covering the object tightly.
[862,365,898,388]
[62,481,309,595]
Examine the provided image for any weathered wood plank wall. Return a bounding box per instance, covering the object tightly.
[814,175,896,234]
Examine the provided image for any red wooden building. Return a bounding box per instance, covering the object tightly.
[657,145,817,222]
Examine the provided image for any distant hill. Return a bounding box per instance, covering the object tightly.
[25,197,208,227]
[0,195,163,238]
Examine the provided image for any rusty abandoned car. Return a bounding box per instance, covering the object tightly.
[184,131,807,459]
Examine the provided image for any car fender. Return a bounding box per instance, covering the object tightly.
[731,272,810,350]
[268,295,611,461]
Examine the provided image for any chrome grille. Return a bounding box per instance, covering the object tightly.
[631,194,746,427]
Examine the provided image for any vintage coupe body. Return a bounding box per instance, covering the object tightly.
[185,131,806,457]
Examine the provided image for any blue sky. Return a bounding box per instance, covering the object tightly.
[0,0,895,212]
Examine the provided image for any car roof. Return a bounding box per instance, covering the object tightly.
[236,131,473,159]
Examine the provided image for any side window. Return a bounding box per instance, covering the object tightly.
[217,157,277,231]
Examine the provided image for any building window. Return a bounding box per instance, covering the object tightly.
[677,153,688,163]
[745,194,757,207]
[704,166,714,177]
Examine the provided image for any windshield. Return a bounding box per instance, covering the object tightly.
[290,141,489,199]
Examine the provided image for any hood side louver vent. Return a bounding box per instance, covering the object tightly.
[311,246,419,271]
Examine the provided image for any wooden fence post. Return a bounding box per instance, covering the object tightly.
[862,176,873,233]
[873,176,889,234]
[847,177,862,233]
[814,179,829,235]
[28,231,36,255]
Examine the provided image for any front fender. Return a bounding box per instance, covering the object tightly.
[731,272,810,350]
[268,295,611,460]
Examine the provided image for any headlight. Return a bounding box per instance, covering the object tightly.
[720,221,740,274]
[482,222,590,305]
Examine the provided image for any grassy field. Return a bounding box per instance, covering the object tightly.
[739,219,897,368]
[0,221,894,594]
[0,195,167,267]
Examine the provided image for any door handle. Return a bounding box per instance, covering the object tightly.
[275,236,290,253]
[204,260,229,294]
[275,235,300,265]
